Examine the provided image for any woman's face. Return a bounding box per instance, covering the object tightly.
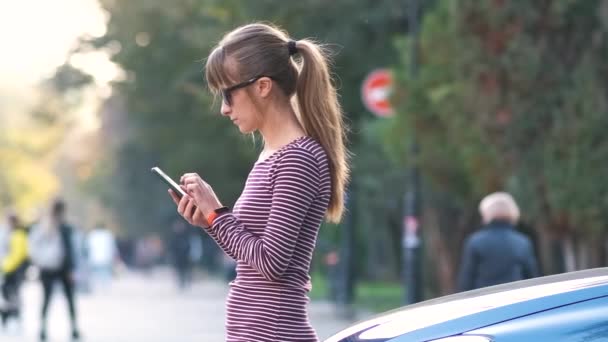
[220,78,263,134]
[219,73,276,134]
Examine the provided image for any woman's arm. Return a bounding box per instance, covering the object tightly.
[208,150,320,281]
[206,223,238,261]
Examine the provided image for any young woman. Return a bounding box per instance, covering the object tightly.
[169,23,349,341]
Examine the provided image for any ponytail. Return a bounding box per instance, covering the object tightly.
[295,40,350,223]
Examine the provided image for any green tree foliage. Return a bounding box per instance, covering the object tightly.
[388,0,608,291]
[85,0,256,234]
[0,87,75,216]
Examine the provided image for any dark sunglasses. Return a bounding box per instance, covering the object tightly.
[221,75,272,106]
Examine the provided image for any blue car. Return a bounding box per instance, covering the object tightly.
[325,268,608,342]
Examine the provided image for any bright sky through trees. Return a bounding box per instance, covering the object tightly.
[0,0,107,87]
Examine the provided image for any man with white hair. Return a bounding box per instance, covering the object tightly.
[457,192,539,291]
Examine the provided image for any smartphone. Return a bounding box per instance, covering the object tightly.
[151,166,187,199]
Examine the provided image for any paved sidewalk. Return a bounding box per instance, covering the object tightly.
[1,268,371,342]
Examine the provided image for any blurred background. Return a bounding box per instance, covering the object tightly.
[1,0,608,341]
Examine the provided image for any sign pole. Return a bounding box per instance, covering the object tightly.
[403,0,423,305]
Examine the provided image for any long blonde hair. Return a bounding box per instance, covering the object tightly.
[205,23,349,223]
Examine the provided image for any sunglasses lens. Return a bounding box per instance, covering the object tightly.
[222,90,231,106]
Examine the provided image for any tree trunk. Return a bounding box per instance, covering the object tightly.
[562,236,576,272]
[537,225,555,276]
[423,208,454,296]
[586,233,603,269]
[604,236,608,266]
[576,237,588,270]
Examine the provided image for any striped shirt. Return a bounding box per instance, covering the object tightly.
[208,136,331,342]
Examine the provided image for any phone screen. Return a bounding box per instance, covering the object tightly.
[151,167,187,199]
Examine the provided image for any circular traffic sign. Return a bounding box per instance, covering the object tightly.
[361,69,394,117]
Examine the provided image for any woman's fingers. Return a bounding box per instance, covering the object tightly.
[170,184,208,227]
[168,190,180,205]
[180,173,201,184]
[182,178,201,188]
[186,184,200,197]
[177,195,190,215]
[192,208,207,227]
[180,184,188,194]
[184,197,196,219]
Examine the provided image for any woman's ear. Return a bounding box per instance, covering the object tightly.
[256,77,273,98]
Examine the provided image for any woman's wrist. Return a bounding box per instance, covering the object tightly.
[206,206,230,226]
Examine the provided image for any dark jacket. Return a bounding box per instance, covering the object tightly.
[169,229,191,268]
[59,223,75,273]
[457,220,539,291]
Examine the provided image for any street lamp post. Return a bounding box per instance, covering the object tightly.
[403,0,423,305]
[338,188,356,318]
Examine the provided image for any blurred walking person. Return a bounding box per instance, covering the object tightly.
[71,226,91,294]
[0,218,9,306]
[458,192,539,291]
[0,211,29,330]
[168,219,194,290]
[29,199,81,341]
[0,220,8,264]
[86,222,118,291]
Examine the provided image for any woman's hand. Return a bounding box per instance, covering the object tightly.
[180,173,223,215]
[169,189,209,228]
[169,172,223,228]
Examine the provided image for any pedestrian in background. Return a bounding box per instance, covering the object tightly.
[458,192,539,292]
[169,22,349,341]
[168,218,194,290]
[0,219,8,267]
[29,199,81,341]
[0,211,28,329]
[87,222,118,291]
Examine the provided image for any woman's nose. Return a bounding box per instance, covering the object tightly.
[220,101,231,116]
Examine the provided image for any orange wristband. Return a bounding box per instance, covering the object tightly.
[206,212,219,225]
[206,206,230,225]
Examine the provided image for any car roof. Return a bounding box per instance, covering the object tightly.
[326,268,608,342]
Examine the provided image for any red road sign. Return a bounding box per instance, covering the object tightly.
[361,69,394,117]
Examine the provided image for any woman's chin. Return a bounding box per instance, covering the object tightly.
[238,125,255,134]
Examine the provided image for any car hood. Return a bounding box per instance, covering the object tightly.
[325,268,608,342]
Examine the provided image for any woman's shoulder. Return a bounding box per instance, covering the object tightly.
[264,137,328,183]
[275,136,327,166]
